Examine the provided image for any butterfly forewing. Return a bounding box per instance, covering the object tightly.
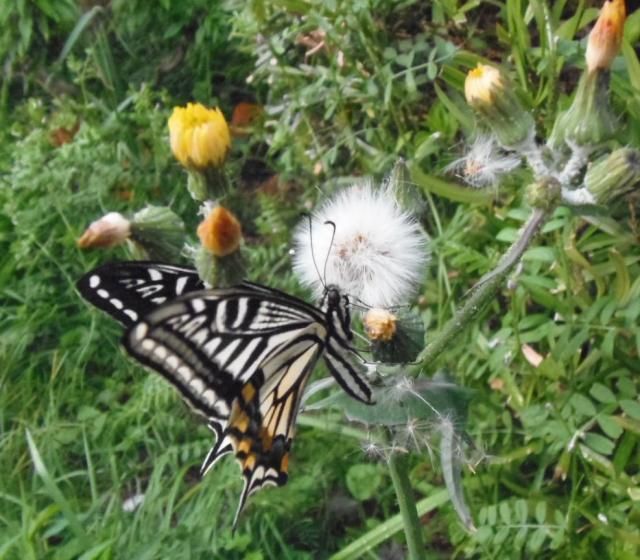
[77,262,205,326]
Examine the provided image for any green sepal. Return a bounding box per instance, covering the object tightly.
[129,205,185,261]
[194,245,246,288]
[369,308,425,363]
[548,70,616,149]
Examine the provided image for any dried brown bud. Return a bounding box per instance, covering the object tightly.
[364,308,398,342]
[197,206,242,257]
[77,212,131,249]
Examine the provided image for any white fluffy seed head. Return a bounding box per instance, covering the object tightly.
[293,179,430,308]
[446,135,521,188]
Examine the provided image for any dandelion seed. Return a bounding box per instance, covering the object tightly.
[445,135,521,188]
[293,180,429,308]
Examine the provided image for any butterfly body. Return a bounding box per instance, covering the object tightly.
[77,262,372,526]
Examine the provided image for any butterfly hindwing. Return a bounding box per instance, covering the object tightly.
[76,261,205,326]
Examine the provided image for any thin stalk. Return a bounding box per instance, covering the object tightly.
[388,452,426,560]
[417,207,550,368]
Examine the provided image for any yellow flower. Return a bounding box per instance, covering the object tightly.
[586,0,626,73]
[197,205,242,257]
[464,64,504,108]
[364,308,397,342]
[168,103,231,170]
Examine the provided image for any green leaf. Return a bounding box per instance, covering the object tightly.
[499,501,511,524]
[535,501,547,525]
[570,393,597,417]
[583,433,615,456]
[328,375,473,427]
[329,490,449,560]
[410,164,494,204]
[597,415,623,440]
[589,383,617,404]
[620,400,640,421]
[345,464,383,501]
[57,6,103,64]
[522,246,556,262]
[440,420,475,530]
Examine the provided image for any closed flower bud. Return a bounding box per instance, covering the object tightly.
[548,70,616,149]
[197,205,242,257]
[364,308,398,342]
[525,177,561,210]
[464,64,534,148]
[77,212,131,249]
[130,206,186,261]
[168,103,231,171]
[584,148,640,204]
[586,0,626,73]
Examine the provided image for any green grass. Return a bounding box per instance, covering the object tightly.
[2,1,640,558]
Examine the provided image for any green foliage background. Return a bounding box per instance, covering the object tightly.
[2,0,640,558]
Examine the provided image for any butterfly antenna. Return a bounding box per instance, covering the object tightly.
[304,212,326,290]
[322,220,337,287]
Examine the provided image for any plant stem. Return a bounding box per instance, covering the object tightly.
[388,452,426,560]
[417,207,549,368]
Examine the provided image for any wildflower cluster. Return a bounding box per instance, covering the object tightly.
[78,101,245,285]
[452,0,639,208]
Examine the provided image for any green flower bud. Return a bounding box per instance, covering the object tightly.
[129,205,185,261]
[548,70,616,149]
[525,177,561,210]
[584,148,640,204]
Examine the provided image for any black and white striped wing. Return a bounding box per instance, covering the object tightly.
[77,261,205,326]
[122,284,330,526]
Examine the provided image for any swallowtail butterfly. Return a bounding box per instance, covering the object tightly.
[77,261,373,526]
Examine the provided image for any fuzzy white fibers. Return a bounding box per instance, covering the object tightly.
[293,180,429,308]
[446,135,522,188]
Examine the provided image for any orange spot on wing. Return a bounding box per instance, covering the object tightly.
[241,383,256,402]
[260,427,274,449]
[243,454,257,471]
[280,453,289,474]
[230,410,249,433]
[237,438,252,454]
